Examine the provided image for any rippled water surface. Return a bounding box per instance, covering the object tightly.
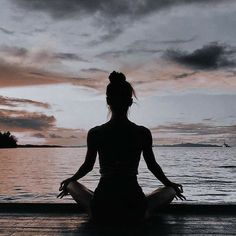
[0,147,235,203]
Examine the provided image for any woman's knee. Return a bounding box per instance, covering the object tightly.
[160,186,176,204]
[66,181,78,193]
[153,186,176,202]
[164,186,176,196]
[149,186,176,196]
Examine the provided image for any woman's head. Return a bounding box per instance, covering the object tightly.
[106,71,135,114]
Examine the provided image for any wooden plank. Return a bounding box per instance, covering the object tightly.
[0,212,235,235]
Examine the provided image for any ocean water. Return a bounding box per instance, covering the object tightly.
[0,147,235,203]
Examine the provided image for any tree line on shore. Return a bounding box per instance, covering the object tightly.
[0,131,17,148]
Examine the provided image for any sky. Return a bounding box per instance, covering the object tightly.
[0,0,236,146]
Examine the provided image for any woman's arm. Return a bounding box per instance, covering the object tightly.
[70,129,97,181]
[143,139,172,186]
[58,128,97,197]
[142,128,185,200]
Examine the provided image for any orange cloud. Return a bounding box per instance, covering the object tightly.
[0,59,108,90]
[0,95,50,108]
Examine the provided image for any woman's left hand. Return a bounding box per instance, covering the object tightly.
[168,182,186,201]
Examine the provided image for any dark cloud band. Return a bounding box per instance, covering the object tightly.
[152,122,236,136]
[0,27,14,35]
[0,109,55,131]
[165,43,236,70]
[11,0,233,43]
[12,0,232,19]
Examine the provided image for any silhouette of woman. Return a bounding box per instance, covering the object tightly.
[58,71,185,222]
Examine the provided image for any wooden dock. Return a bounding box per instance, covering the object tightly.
[0,203,235,235]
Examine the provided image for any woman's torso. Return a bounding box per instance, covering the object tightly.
[94,120,147,177]
[90,120,149,222]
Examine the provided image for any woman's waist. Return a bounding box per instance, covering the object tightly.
[100,164,138,177]
[95,176,145,198]
[99,175,138,186]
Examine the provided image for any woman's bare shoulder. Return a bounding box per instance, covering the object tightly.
[87,126,101,146]
[133,124,152,146]
[134,124,151,135]
[88,123,110,135]
[88,125,101,134]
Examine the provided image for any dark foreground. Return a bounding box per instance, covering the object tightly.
[0,203,235,235]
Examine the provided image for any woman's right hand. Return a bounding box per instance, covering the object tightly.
[57,177,74,199]
[59,177,74,191]
[168,182,186,200]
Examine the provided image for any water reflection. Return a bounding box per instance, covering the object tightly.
[0,147,235,203]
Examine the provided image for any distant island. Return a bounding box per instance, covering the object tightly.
[17,144,86,148]
[17,144,63,148]
[0,131,17,148]
[155,142,221,147]
[18,143,222,148]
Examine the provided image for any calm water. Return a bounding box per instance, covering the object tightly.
[0,147,235,203]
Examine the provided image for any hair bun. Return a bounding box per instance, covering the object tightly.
[109,71,126,84]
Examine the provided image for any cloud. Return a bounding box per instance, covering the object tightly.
[89,27,124,45]
[173,71,197,80]
[165,42,236,70]
[131,36,197,49]
[12,0,231,42]
[12,0,231,19]
[0,95,50,108]
[149,122,236,145]
[101,36,196,60]
[38,128,86,146]
[0,59,107,90]
[226,70,236,78]
[96,48,162,59]
[158,36,197,45]
[49,133,63,138]
[0,46,86,65]
[32,133,46,138]
[152,122,236,136]
[202,118,213,121]
[0,46,27,57]
[52,52,86,61]
[0,27,14,35]
[80,68,108,74]
[0,62,61,87]
[0,109,55,131]
[32,133,64,139]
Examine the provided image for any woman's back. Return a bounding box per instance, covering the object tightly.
[92,120,150,177]
[90,120,149,222]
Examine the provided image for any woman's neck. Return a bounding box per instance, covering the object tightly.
[110,113,129,122]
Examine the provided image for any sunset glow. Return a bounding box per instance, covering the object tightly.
[1,0,236,145]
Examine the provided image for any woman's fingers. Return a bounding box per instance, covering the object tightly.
[59,180,66,191]
[59,178,73,191]
[59,183,63,191]
[57,190,68,199]
[59,183,65,191]
[178,184,183,193]
[57,191,64,198]
[174,186,181,195]
[58,178,72,199]
[176,193,186,201]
